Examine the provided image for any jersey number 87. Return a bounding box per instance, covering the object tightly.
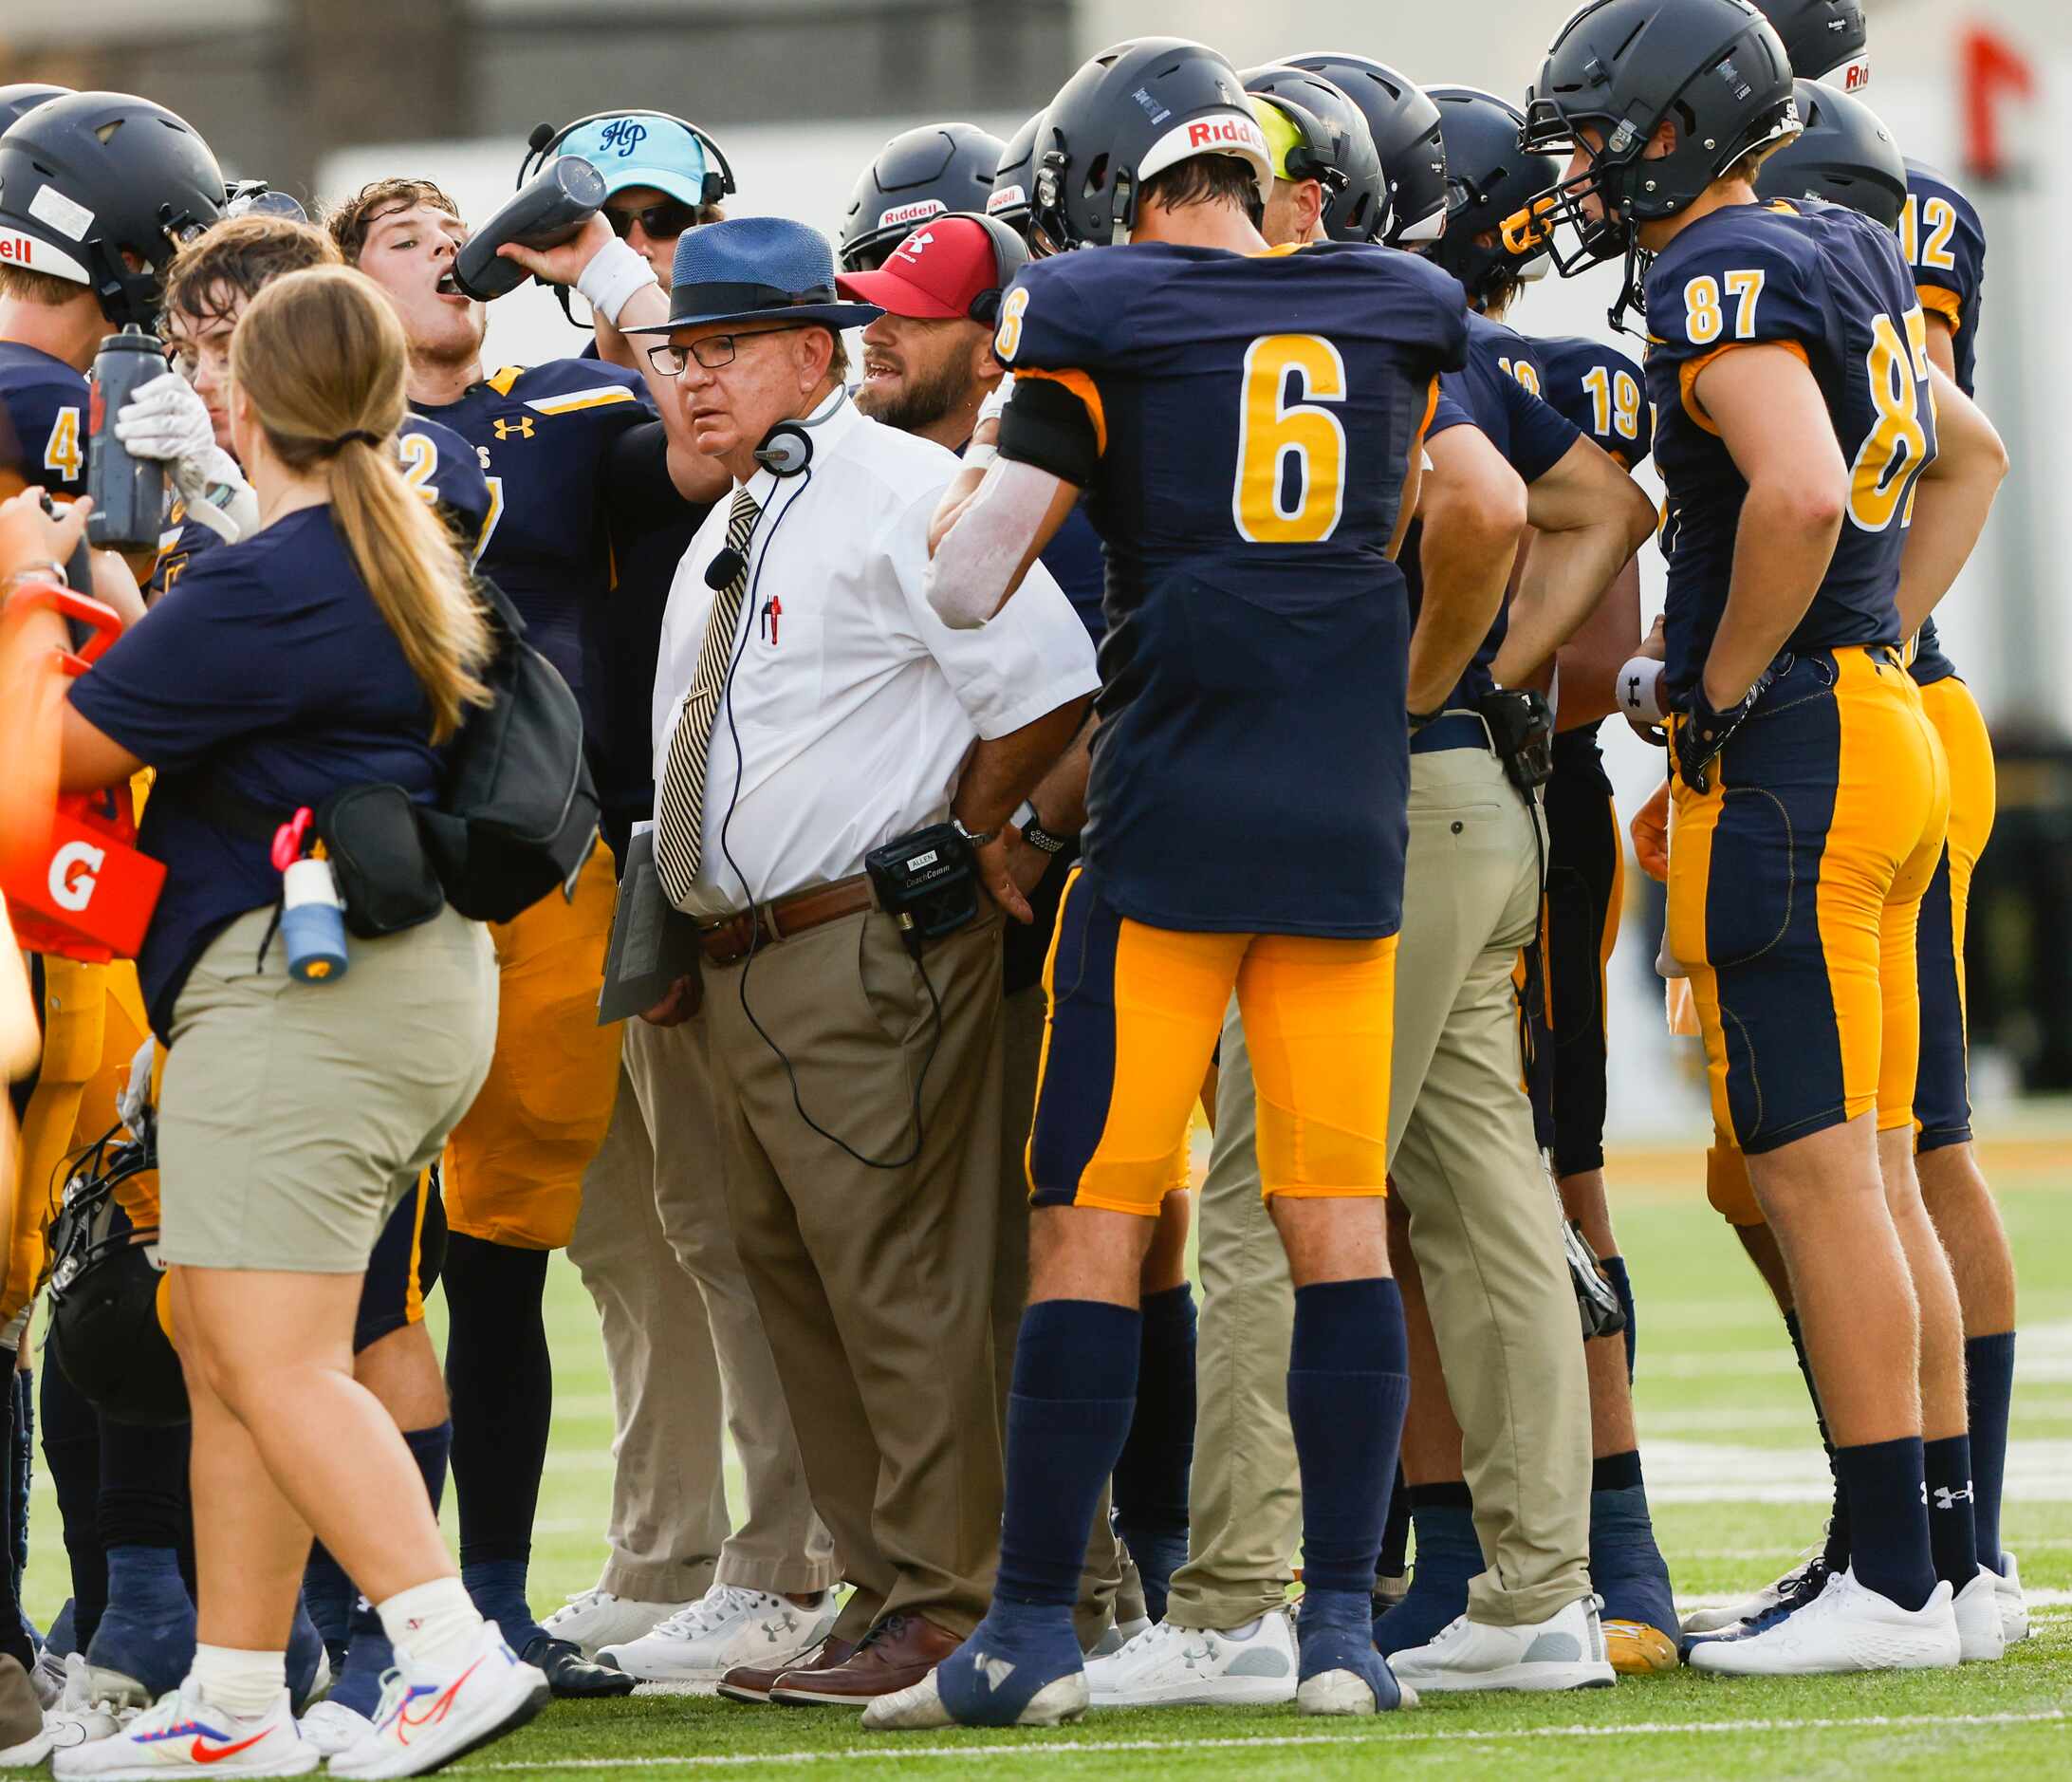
[1232,334,1347,545]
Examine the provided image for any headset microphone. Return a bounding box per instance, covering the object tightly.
[705,548,745,589]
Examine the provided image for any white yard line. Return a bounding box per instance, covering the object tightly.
[458,1710,2071,1772]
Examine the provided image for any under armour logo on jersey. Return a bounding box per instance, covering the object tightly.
[493,417,535,440]
[598,119,649,158]
[1933,1483,1975,1510]
[971,1650,1014,1692]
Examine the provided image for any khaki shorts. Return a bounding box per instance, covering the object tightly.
[158,903,497,1273]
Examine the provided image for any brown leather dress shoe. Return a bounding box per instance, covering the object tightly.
[768,1614,959,1706]
[717,1635,859,1705]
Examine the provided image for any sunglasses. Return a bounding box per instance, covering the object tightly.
[646,325,803,377]
[605,198,701,242]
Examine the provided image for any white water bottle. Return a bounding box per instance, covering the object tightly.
[281,857,348,982]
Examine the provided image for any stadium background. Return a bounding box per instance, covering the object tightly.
[7,5,2072,1773]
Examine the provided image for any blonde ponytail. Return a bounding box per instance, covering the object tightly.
[231,266,491,743]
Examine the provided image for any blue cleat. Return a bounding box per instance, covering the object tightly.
[1591,1484,1680,1673]
[1374,1503,1479,1656]
[83,1561,195,1706]
[862,1606,1087,1731]
[1298,1587,1415,1716]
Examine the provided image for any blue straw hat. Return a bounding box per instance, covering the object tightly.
[622,214,882,334]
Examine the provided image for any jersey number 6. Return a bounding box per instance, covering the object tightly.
[1232,334,1347,546]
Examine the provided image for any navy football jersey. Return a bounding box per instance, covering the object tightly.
[1899,160,1986,689]
[1645,199,1934,700]
[1537,334,1654,472]
[995,239,1468,937]
[0,341,88,500]
[412,360,688,716]
[1412,309,1582,713]
[148,415,494,600]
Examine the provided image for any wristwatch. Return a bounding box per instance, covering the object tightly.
[952,816,998,849]
[1020,805,1072,856]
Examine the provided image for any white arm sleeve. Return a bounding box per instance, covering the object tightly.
[923,456,1064,631]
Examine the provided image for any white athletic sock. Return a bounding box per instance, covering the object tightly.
[186,1644,286,1719]
[378,1576,485,1672]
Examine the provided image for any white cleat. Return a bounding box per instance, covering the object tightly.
[1992,1552,2029,1645]
[859,1666,1087,1732]
[1390,1598,1617,1694]
[1084,1613,1298,1708]
[600,1583,835,1691]
[326,1622,548,1780]
[539,1587,693,1661]
[292,1699,371,1757]
[14,1654,139,1767]
[52,1683,313,1778]
[1294,1669,1418,1717]
[1689,1569,1959,1676]
[1952,1569,2007,1662]
[1680,1545,1826,1636]
[1087,1615,1151,1659]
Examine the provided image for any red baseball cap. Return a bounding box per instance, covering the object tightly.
[835,213,1008,321]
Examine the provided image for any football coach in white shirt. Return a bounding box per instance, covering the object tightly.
[628,216,1098,1708]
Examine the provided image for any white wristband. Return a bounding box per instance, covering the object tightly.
[977,374,1014,429]
[964,441,998,471]
[576,237,660,328]
[1617,656,1667,724]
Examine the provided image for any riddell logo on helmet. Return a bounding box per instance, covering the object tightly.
[881,199,947,228]
[0,233,35,264]
[1188,118,1261,151]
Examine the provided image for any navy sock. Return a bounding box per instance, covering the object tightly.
[405,1420,453,1516]
[303,1547,355,1664]
[1600,1254,1637,1383]
[1287,1279,1409,1597]
[1965,1333,2014,1570]
[1924,1434,1980,1591]
[995,1300,1140,1608]
[87,1547,194,1696]
[1110,1284,1194,1623]
[1405,1479,1472,1513]
[1373,1500,1478,1656]
[1784,1309,1851,1569]
[1377,1467,1411,1580]
[1591,1451,1643,1494]
[460,1558,535,1646]
[1835,1436,1933,1611]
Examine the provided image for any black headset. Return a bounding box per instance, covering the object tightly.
[749,383,850,482]
[939,210,1029,324]
[1253,93,1352,218]
[518,110,737,208]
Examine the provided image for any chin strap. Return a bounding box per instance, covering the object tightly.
[1606,238,1652,342]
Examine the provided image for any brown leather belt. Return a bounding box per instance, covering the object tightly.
[698,874,875,966]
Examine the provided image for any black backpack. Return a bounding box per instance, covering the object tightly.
[417,578,601,923]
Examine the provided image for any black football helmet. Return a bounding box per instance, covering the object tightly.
[1519,0,1799,279]
[0,90,225,326]
[0,83,70,135]
[1284,53,1449,246]
[840,122,1004,271]
[1424,86,1561,307]
[1747,0,1870,86]
[1240,65,1387,243]
[1031,38,1271,251]
[1753,80,1905,228]
[989,111,1045,240]
[45,1132,187,1429]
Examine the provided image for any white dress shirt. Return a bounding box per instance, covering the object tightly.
[653,390,1098,919]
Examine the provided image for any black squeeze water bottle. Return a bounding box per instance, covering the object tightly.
[85,326,168,551]
[452,156,610,302]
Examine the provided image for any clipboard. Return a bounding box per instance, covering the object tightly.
[596,827,704,1025]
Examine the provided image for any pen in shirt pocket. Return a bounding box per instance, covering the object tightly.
[759,594,782,647]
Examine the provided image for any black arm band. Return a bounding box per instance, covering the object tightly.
[998,376,1101,488]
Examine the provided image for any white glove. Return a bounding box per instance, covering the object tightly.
[116,1035,156,1142]
[114,371,259,544]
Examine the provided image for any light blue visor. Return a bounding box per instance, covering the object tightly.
[555,114,714,206]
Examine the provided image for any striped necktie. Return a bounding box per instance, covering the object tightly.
[655,487,761,908]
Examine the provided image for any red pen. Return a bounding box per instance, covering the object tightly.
[766,594,781,647]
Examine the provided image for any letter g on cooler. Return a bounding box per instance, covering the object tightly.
[46,840,103,913]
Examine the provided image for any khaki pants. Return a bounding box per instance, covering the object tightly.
[1170,747,1591,1631]
[708,908,1006,1641]
[997,982,1137,1642]
[568,1019,837,1600]
[1388,746,1591,1626]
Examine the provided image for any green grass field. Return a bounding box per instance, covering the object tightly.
[26,1142,2072,1777]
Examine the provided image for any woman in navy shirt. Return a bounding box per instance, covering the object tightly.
[30,267,546,1777]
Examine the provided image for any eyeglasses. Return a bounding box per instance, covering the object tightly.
[646,325,803,377]
[606,198,701,242]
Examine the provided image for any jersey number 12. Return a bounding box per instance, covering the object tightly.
[1233,334,1347,545]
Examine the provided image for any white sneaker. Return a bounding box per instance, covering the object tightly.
[1689,1569,1959,1676]
[860,1666,1087,1732]
[292,1699,370,1757]
[0,1653,134,1769]
[326,1622,547,1780]
[1087,1616,1150,1659]
[1680,1544,1827,1635]
[538,1587,691,1660]
[1993,1551,2029,1645]
[1389,1597,1616,1694]
[1083,1612,1298,1708]
[52,1683,313,1777]
[599,1584,835,1690]
[1953,1569,2007,1662]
